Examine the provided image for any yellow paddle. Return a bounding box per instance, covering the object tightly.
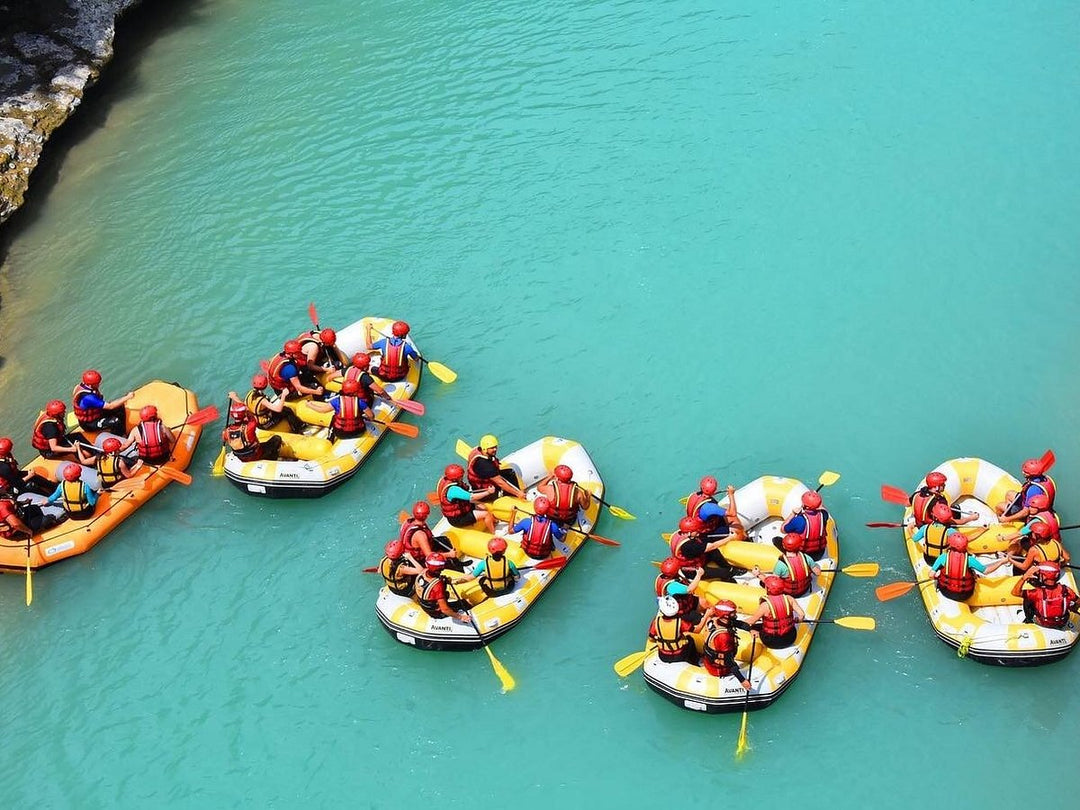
[613,642,656,677]
[804,616,876,631]
[735,635,757,760]
[25,534,33,606]
[211,447,226,476]
[455,438,471,459]
[468,613,514,692]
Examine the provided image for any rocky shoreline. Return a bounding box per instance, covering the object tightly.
[0,0,141,226]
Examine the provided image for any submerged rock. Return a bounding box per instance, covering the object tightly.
[0,0,142,225]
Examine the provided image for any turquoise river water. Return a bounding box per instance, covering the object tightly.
[1,1,1078,807]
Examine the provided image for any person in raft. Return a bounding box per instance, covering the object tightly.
[649,595,698,664]
[317,379,376,441]
[331,353,388,406]
[1001,494,1061,544]
[534,464,591,527]
[369,320,420,383]
[295,327,345,373]
[997,457,1057,519]
[655,557,707,623]
[911,502,970,565]
[1007,521,1069,575]
[118,405,174,465]
[931,533,1008,602]
[409,553,472,623]
[31,400,80,461]
[685,479,747,541]
[1011,562,1080,629]
[222,403,287,462]
[399,501,464,571]
[235,375,304,433]
[472,536,520,597]
[669,515,737,582]
[436,464,497,533]
[77,437,141,489]
[46,464,97,520]
[379,539,420,597]
[0,491,36,540]
[754,533,821,598]
[266,340,324,400]
[466,434,525,501]
[910,471,977,528]
[746,576,805,649]
[780,490,831,560]
[697,600,752,689]
[71,369,133,434]
[0,437,54,496]
[508,496,566,561]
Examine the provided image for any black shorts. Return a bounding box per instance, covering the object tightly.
[446,509,477,528]
[759,628,798,649]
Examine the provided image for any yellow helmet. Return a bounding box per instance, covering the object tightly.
[479,434,499,450]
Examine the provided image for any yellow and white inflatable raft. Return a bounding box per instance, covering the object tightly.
[643,475,839,713]
[222,316,421,498]
[901,458,1077,666]
[375,436,603,651]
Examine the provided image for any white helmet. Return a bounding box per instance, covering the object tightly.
[657,596,680,618]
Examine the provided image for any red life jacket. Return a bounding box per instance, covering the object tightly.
[332,395,365,434]
[223,420,262,462]
[686,491,722,531]
[1030,511,1061,540]
[702,626,737,675]
[937,550,974,596]
[669,531,704,568]
[437,477,471,519]
[31,413,64,453]
[0,498,19,538]
[399,519,434,561]
[520,516,555,558]
[137,420,169,462]
[796,508,829,555]
[781,551,813,597]
[1021,475,1057,509]
[377,339,408,381]
[466,448,497,491]
[71,383,103,423]
[343,368,375,403]
[649,615,691,655]
[1026,584,1072,629]
[266,353,294,392]
[414,572,446,615]
[760,594,796,636]
[911,488,944,527]
[546,479,581,523]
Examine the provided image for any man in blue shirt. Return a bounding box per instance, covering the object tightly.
[370,321,421,382]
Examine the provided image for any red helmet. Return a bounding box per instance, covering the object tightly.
[699,476,718,496]
[351,352,370,369]
[1036,562,1061,583]
[801,491,822,509]
[0,437,12,456]
[444,464,464,481]
[947,533,968,552]
[931,502,953,523]
[81,369,102,387]
[1029,522,1053,540]
[781,533,804,552]
[713,599,737,615]
[46,400,66,417]
[102,438,122,453]
[554,464,573,483]
[384,539,405,560]
[229,402,250,421]
[487,537,508,555]
[763,575,785,595]
[678,516,703,534]
[412,501,430,520]
[1028,494,1050,511]
[926,471,947,488]
[283,339,302,356]
[341,379,360,396]
[252,373,268,389]
[139,405,157,422]
[660,557,682,577]
[533,496,551,516]
[425,553,446,570]
[1021,458,1043,476]
[62,464,82,482]
[391,320,410,338]
[319,328,336,346]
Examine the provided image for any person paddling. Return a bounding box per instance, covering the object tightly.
[119,406,174,465]
[400,501,464,571]
[378,540,419,597]
[648,596,697,664]
[71,369,133,434]
[910,472,977,527]
[781,490,831,560]
[535,464,591,526]
[508,497,565,561]
[466,434,525,501]
[697,601,752,689]
[77,437,141,489]
[45,464,97,520]
[296,327,345,373]
[931,534,1007,602]
[332,353,388,406]
[1007,521,1069,575]
[267,340,324,399]
[997,457,1057,518]
[0,437,53,496]
[655,557,707,622]
[755,533,820,598]
[746,576,805,649]
[436,464,497,533]
[222,403,288,462]
[911,502,965,565]
[31,400,80,461]
[473,537,520,597]
[669,515,736,581]
[411,554,472,623]
[234,375,304,433]
[370,321,420,383]
[1011,563,1080,629]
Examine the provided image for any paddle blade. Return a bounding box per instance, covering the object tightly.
[607,503,636,520]
[1039,448,1056,473]
[880,484,910,505]
[427,492,440,506]
[387,397,425,416]
[587,533,620,547]
[875,581,919,601]
[455,439,471,460]
[840,562,880,578]
[817,470,841,489]
[531,556,569,571]
[661,532,673,542]
[678,496,689,506]
[25,557,32,606]
[211,447,226,477]
[111,476,150,492]
[398,511,409,523]
[427,360,457,384]
[308,301,319,327]
[157,466,193,486]
[866,522,903,529]
[484,646,515,693]
[735,712,750,760]
[381,420,420,439]
[833,616,876,631]
[362,566,380,574]
[614,647,652,677]
[182,405,220,428]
